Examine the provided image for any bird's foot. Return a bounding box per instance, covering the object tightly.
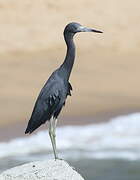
[54,157,63,161]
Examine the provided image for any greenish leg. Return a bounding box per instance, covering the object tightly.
[53,119,58,150]
[49,117,58,160]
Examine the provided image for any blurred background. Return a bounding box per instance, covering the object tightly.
[0,0,140,179]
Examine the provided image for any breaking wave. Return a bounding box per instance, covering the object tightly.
[1,113,140,160]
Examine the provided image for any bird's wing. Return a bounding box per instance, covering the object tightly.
[25,84,61,134]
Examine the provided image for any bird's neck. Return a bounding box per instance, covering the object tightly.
[61,32,76,80]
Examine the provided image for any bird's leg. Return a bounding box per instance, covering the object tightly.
[51,118,57,156]
[53,119,58,150]
[49,117,58,160]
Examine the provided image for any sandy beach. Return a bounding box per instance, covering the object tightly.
[0,0,140,140]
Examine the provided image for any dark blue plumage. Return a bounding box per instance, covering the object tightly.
[25,69,72,134]
[25,22,102,159]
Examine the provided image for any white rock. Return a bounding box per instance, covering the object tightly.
[0,159,84,180]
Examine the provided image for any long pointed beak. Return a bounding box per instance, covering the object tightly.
[78,26,103,33]
[90,28,103,33]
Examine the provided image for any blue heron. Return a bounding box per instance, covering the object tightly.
[25,22,103,160]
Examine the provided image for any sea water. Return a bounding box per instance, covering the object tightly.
[0,113,140,180]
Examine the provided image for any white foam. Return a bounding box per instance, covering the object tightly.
[1,113,140,160]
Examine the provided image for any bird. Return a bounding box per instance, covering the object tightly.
[25,22,103,160]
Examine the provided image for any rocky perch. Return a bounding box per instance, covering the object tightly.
[0,159,84,180]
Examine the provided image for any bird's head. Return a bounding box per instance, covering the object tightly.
[64,22,103,35]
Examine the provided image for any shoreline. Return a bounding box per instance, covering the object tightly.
[0,108,139,142]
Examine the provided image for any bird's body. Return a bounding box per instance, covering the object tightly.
[25,22,102,159]
[25,69,72,134]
